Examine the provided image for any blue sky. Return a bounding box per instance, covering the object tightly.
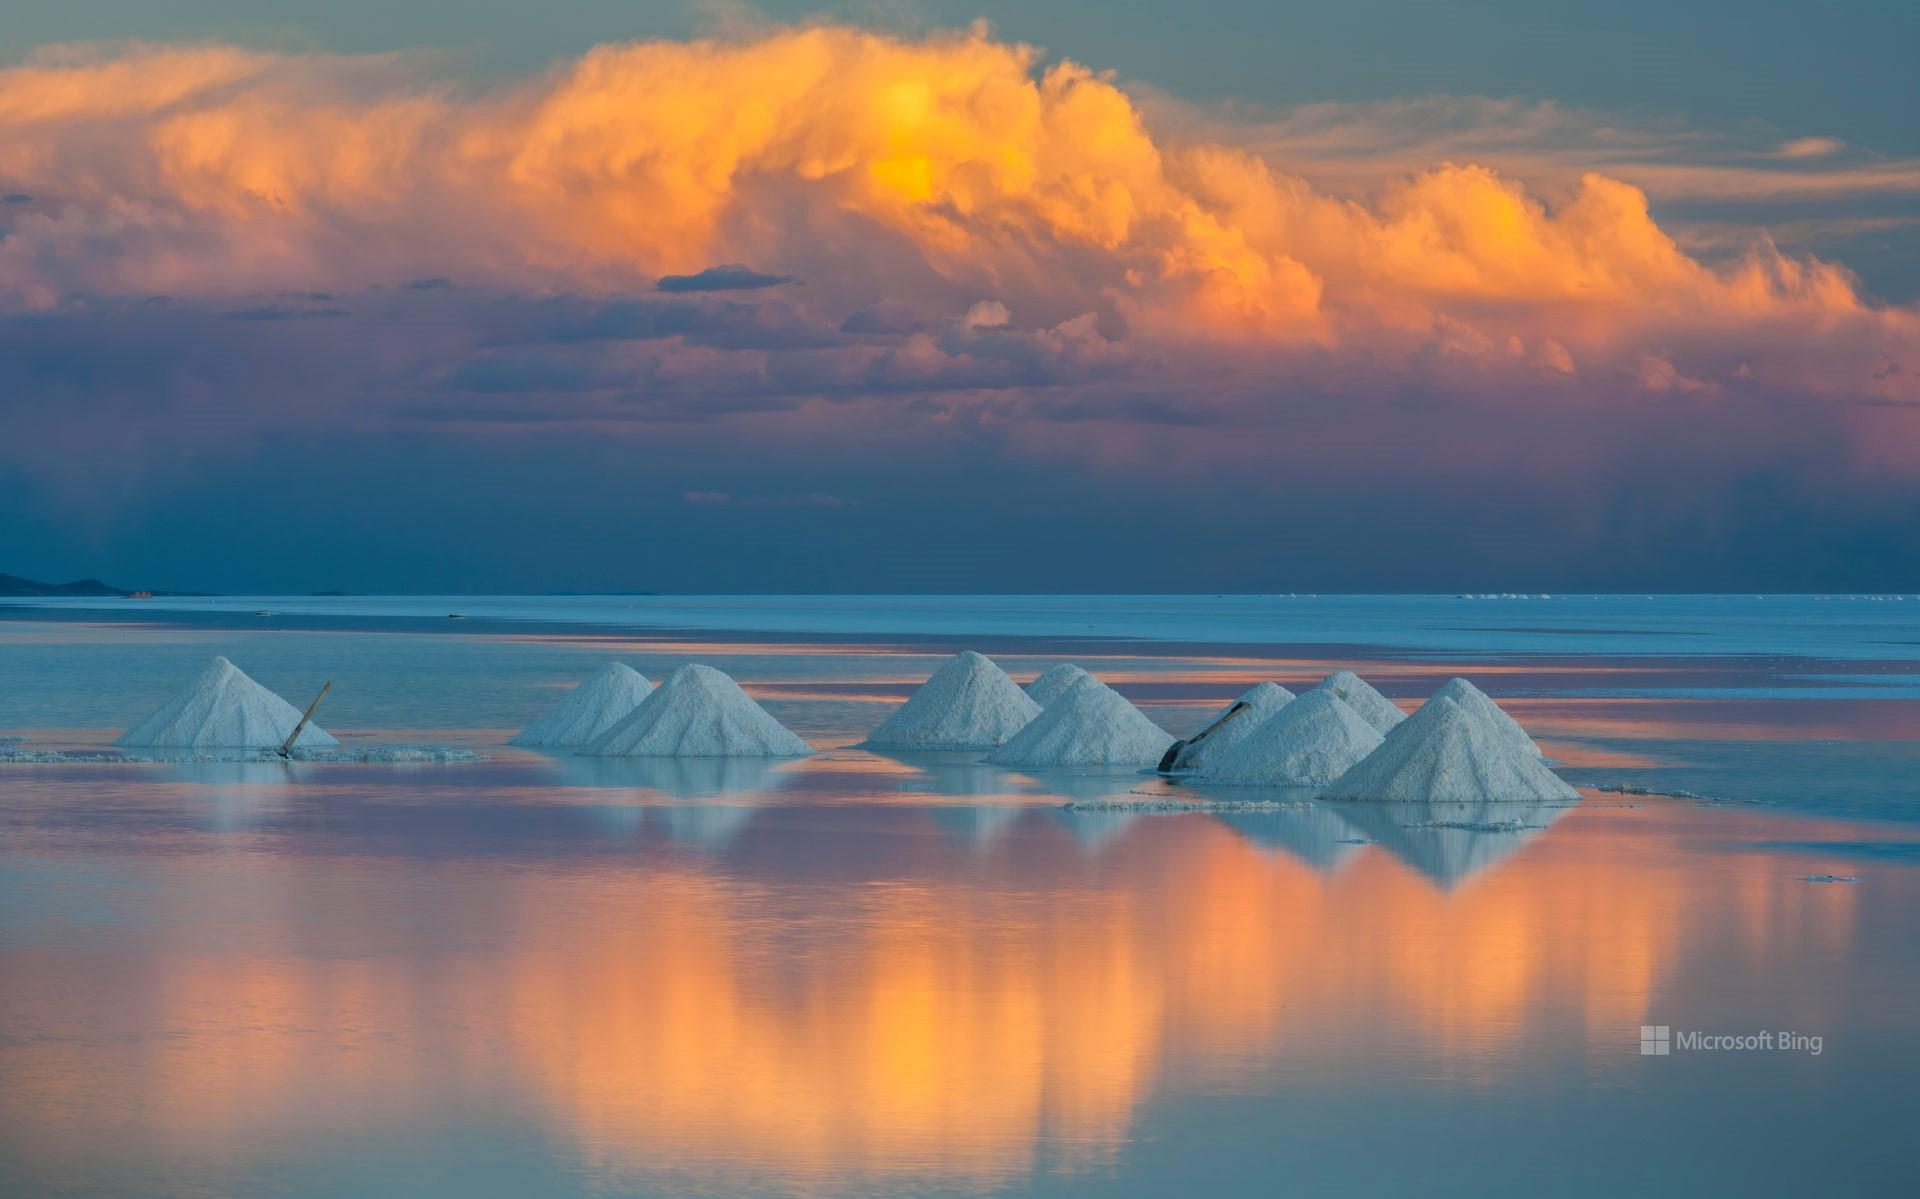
[10,1,1914,147]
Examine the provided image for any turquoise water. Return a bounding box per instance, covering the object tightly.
[2,598,1917,1196]
[9,591,1920,660]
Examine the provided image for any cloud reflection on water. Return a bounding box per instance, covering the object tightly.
[0,780,1897,1196]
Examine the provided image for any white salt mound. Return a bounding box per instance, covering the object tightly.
[988,675,1173,768]
[1172,682,1297,773]
[1314,671,1406,735]
[1026,664,1092,707]
[1201,688,1383,786]
[116,656,338,750]
[581,664,810,758]
[510,662,654,749]
[1431,677,1542,757]
[1322,695,1578,802]
[865,651,1042,749]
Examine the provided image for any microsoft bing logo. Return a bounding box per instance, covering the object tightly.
[1637,1023,1821,1055]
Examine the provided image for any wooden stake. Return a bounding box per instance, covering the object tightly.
[279,681,332,758]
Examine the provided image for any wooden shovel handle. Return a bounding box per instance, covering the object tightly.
[280,681,332,756]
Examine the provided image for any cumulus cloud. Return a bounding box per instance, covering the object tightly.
[0,25,1909,408]
[1,18,1919,580]
[961,300,1010,329]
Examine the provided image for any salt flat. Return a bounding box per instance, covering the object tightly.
[1,597,1917,1197]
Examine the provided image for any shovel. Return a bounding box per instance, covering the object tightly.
[278,681,332,759]
[1157,698,1251,773]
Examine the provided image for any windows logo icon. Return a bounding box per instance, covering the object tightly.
[1641,1025,1671,1056]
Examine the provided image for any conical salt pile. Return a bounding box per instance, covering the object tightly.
[1314,671,1405,735]
[1322,695,1577,802]
[511,662,654,749]
[1200,688,1382,786]
[116,656,338,750]
[1430,677,1542,757]
[988,675,1173,767]
[581,664,810,758]
[865,651,1042,749]
[1170,682,1296,773]
[1026,664,1091,707]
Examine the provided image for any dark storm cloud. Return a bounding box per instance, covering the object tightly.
[840,301,925,335]
[656,264,796,293]
[223,305,350,321]
[477,295,842,352]
[3,282,1920,593]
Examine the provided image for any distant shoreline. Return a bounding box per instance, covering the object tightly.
[3,593,1915,665]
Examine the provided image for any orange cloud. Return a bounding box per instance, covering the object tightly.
[0,26,1914,403]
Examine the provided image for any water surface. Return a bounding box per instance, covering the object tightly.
[2,598,1917,1195]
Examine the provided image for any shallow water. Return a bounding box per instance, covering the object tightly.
[2,599,1918,1196]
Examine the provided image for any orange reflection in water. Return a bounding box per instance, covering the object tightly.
[1516,696,1920,742]
[0,799,1888,1192]
[500,870,1160,1183]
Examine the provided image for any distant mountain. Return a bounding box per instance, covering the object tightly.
[0,572,129,597]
